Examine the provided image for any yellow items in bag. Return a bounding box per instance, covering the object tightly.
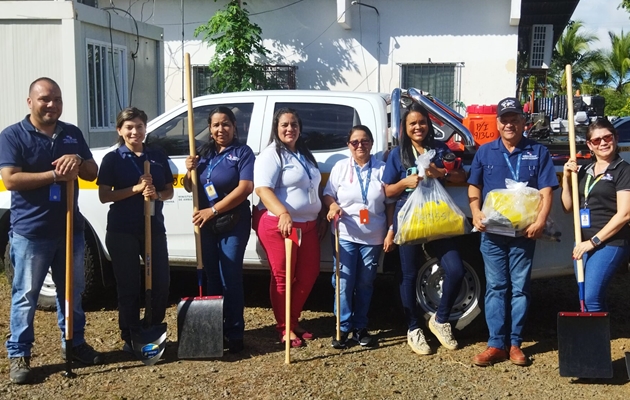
[483,189,539,230]
[397,200,465,243]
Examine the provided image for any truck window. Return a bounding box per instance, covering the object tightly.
[146,103,254,156]
[274,102,360,151]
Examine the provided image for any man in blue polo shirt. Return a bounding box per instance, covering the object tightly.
[0,77,103,384]
[468,97,558,367]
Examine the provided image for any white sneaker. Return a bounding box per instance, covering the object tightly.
[407,328,431,355]
[428,314,458,350]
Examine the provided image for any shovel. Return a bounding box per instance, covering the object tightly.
[131,160,167,366]
[63,180,76,378]
[557,64,612,379]
[285,227,302,364]
[177,52,224,359]
[331,215,346,349]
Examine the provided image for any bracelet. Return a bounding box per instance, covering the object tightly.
[52,170,57,183]
[278,212,289,218]
[75,154,84,166]
[388,224,394,231]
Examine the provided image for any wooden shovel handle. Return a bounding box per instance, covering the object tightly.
[65,180,74,341]
[144,160,152,293]
[285,237,292,364]
[334,215,341,342]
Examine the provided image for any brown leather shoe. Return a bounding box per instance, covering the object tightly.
[472,347,508,367]
[509,345,528,366]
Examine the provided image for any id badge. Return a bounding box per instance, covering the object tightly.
[359,208,369,225]
[580,208,591,228]
[308,187,317,204]
[49,183,61,202]
[204,182,219,201]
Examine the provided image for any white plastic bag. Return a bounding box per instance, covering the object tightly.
[394,150,471,245]
[480,179,541,236]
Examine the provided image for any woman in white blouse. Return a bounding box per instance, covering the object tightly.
[323,125,395,349]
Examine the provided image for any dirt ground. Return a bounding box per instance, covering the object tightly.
[0,268,629,399]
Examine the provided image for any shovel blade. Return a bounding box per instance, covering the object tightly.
[131,323,167,366]
[557,312,612,378]
[177,296,224,359]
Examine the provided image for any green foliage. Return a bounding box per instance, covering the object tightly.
[194,1,269,93]
[590,31,630,93]
[600,88,630,116]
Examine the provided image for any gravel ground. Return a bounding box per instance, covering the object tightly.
[0,268,629,399]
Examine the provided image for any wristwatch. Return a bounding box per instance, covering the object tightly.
[75,154,84,166]
[590,235,602,247]
[211,206,219,216]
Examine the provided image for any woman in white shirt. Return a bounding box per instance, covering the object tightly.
[254,108,324,348]
[323,125,395,349]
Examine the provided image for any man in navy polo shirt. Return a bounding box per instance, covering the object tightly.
[468,97,558,367]
[0,77,103,384]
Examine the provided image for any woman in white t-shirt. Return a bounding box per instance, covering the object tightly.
[254,108,325,348]
[323,125,395,349]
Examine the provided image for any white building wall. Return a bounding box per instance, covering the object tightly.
[103,0,519,111]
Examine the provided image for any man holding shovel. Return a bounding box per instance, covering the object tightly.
[468,97,558,367]
[0,78,102,384]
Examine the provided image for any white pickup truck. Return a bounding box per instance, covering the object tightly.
[2,88,621,331]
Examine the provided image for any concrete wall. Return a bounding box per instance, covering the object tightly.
[101,0,520,112]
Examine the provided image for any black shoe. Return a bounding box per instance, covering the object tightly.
[352,328,376,347]
[9,357,31,384]
[62,342,104,365]
[331,331,349,349]
[228,338,244,354]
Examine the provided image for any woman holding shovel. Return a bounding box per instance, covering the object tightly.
[561,118,630,312]
[183,106,255,354]
[382,103,467,355]
[323,125,396,349]
[254,108,325,348]
[97,107,174,356]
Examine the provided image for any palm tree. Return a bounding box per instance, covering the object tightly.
[548,21,602,94]
[590,31,630,93]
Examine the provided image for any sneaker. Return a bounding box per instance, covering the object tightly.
[228,338,244,354]
[331,331,349,349]
[62,342,104,365]
[9,357,32,384]
[122,341,134,355]
[428,314,458,350]
[352,328,376,347]
[407,328,431,355]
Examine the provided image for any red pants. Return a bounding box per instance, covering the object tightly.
[257,213,320,334]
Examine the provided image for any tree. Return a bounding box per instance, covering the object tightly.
[548,21,603,94]
[590,31,630,93]
[194,1,269,93]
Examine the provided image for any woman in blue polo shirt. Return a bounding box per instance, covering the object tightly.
[561,118,630,311]
[183,106,255,353]
[97,107,174,355]
[383,102,467,355]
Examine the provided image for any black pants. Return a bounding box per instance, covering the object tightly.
[106,230,170,343]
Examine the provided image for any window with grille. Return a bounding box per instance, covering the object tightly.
[87,41,127,130]
[193,65,296,95]
[401,63,457,106]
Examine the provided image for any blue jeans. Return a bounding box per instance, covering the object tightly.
[201,207,251,340]
[398,238,465,330]
[6,231,87,358]
[331,237,381,333]
[106,230,170,344]
[480,233,536,349]
[575,243,629,312]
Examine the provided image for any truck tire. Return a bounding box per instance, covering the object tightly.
[3,239,105,311]
[415,253,485,333]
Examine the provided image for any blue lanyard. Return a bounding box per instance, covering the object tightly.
[502,153,522,181]
[288,150,312,181]
[204,152,230,183]
[354,159,372,206]
[126,153,147,176]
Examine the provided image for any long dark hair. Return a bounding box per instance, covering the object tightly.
[268,108,318,169]
[198,106,239,158]
[399,102,436,169]
[116,107,148,146]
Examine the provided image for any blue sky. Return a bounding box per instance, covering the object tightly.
[571,0,630,49]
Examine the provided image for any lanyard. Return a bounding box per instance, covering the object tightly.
[288,150,312,181]
[583,173,603,207]
[503,153,522,181]
[354,159,372,206]
[126,152,147,176]
[204,152,230,183]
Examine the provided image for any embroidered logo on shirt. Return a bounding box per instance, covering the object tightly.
[521,152,538,161]
[227,154,240,162]
[602,173,614,181]
[62,135,79,144]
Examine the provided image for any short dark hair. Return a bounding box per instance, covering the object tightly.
[347,125,374,143]
[29,77,60,96]
[587,118,616,141]
[116,107,148,146]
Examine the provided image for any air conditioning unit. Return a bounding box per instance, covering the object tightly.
[529,24,553,69]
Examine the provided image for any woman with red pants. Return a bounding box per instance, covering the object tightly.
[254,108,325,347]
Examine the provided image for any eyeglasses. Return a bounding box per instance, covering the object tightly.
[588,133,614,146]
[348,139,372,148]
